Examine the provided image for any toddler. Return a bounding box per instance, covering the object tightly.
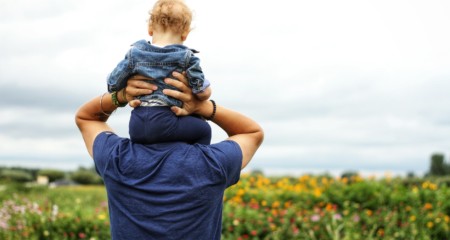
[107,0,212,144]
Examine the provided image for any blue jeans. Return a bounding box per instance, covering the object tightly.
[129,107,211,145]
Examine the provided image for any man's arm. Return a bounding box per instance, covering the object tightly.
[163,72,264,169]
[211,105,264,169]
[75,76,156,157]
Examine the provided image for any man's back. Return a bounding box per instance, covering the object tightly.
[93,132,242,239]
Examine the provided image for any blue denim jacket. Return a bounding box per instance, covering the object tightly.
[107,40,210,107]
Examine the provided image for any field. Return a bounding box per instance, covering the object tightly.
[1,174,449,240]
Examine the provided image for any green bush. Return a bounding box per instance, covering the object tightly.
[38,169,65,183]
[71,170,102,185]
[0,169,33,183]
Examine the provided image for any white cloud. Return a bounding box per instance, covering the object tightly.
[1,0,450,174]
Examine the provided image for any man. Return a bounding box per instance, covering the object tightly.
[75,72,264,239]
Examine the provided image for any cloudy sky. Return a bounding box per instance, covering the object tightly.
[1,0,449,176]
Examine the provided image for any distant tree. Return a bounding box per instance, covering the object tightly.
[38,169,66,182]
[0,169,33,182]
[71,168,102,185]
[70,170,102,185]
[250,169,264,176]
[428,153,448,176]
[341,171,359,179]
[406,172,416,178]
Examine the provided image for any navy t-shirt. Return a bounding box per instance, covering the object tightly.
[93,132,242,240]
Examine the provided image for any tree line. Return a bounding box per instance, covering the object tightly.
[1,153,449,184]
[0,166,102,185]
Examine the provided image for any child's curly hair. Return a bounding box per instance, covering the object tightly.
[148,0,192,34]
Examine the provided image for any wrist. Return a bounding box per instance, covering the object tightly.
[119,88,128,104]
[205,100,216,121]
[111,90,127,107]
[196,100,216,121]
[100,93,116,116]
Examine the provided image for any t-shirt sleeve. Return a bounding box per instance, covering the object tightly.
[208,140,243,187]
[93,132,122,177]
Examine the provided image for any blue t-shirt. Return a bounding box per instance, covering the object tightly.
[93,132,242,240]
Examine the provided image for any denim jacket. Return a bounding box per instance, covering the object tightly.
[107,40,210,107]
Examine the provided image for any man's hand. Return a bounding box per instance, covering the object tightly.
[163,72,202,116]
[125,72,210,117]
[125,75,158,107]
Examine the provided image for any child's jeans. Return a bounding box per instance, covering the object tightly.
[129,106,211,145]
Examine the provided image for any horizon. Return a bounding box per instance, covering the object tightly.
[1,0,450,173]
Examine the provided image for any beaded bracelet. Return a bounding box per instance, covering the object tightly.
[206,100,216,121]
[111,91,127,107]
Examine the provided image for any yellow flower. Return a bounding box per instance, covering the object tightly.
[429,183,438,190]
[427,221,434,228]
[98,214,106,220]
[270,223,277,231]
[313,188,322,197]
[445,215,449,223]
[366,209,373,216]
[272,201,280,208]
[236,189,245,196]
[409,215,416,222]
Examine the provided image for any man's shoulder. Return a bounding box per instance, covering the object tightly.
[195,140,242,163]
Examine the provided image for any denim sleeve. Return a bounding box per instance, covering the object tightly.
[107,49,133,92]
[186,54,209,94]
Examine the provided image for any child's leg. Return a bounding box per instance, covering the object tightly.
[129,107,211,144]
[172,115,211,145]
[129,107,173,144]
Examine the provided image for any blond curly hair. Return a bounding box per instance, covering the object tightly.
[148,0,192,34]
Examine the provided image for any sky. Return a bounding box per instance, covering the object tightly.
[1,0,450,177]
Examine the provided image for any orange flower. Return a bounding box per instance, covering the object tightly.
[325,203,334,212]
[423,203,433,210]
[377,228,384,237]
